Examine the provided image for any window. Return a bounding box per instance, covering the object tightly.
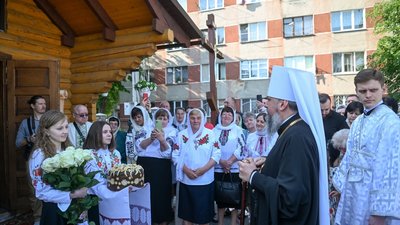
[168,101,188,115]
[202,100,211,117]
[216,63,226,80]
[201,63,226,82]
[240,22,266,42]
[216,27,225,45]
[218,99,225,110]
[240,59,268,79]
[202,27,225,45]
[333,52,365,74]
[200,0,223,11]
[284,16,313,38]
[284,56,315,73]
[334,95,347,108]
[241,98,257,113]
[166,66,188,84]
[201,64,210,82]
[331,9,364,32]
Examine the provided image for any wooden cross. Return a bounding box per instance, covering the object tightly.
[205,14,223,123]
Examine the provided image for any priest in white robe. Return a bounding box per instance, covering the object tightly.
[333,69,400,225]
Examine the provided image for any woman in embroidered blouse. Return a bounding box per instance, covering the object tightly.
[126,105,153,162]
[29,110,89,225]
[136,108,176,225]
[83,121,121,174]
[172,108,221,225]
[246,113,278,158]
[213,106,246,225]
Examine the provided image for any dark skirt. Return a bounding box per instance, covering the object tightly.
[40,202,68,225]
[178,182,214,224]
[214,172,242,209]
[137,156,173,223]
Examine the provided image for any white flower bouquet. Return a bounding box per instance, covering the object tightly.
[42,147,100,224]
[134,80,157,92]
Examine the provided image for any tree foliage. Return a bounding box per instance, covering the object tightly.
[97,74,131,116]
[368,0,400,100]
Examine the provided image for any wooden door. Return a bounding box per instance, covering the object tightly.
[2,60,59,211]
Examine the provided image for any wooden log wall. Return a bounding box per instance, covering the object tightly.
[1,0,176,120]
[0,0,71,113]
[69,26,173,120]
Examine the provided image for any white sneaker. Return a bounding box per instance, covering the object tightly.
[34,221,40,225]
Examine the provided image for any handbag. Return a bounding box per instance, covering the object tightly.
[215,172,241,205]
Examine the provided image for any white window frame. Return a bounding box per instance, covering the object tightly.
[283,15,313,38]
[216,27,225,45]
[240,59,268,79]
[241,98,257,114]
[331,9,365,32]
[199,0,224,11]
[169,100,188,115]
[333,52,365,74]
[284,56,315,74]
[334,95,347,108]
[216,63,226,80]
[202,27,225,45]
[202,100,211,118]
[240,22,267,42]
[201,64,210,82]
[166,66,188,84]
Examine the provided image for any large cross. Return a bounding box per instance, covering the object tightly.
[205,14,223,123]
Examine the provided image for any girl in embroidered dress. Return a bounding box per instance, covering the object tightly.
[29,110,89,225]
[83,121,121,175]
[246,113,278,158]
[172,108,221,225]
[213,106,247,225]
[82,120,121,224]
[136,108,176,225]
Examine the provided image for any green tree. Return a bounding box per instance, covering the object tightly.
[369,0,400,100]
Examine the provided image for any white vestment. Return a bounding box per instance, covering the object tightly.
[333,105,400,225]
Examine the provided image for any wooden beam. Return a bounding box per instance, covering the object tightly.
[84,0,117,42]
[71,43,155,60]
[70,94,99,105]
[71,45,156,63]
[71,70,126,83]
[71,56,141,73]
[145,0,190,47]
[72,29,173,53]
[33,0,75,47]
[71,82,112,94]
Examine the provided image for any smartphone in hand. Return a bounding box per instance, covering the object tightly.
[155,120,163,131]
[143,92,149,102]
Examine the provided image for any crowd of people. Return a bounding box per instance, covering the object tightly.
[16,66,400,225]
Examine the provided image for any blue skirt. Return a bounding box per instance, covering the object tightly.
[178,182,214,224]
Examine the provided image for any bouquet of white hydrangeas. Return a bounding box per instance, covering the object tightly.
[42,147,100,224]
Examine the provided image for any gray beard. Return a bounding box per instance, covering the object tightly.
[267,113,282,135]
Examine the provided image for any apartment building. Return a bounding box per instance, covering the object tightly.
[124,0,381,116]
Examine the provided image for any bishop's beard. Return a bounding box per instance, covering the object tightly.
[267,113,282,136]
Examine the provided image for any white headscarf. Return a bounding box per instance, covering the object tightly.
[129,105,153,133]
[176,108,206,181]
[215,106,237,131]
[172,107,187,131]
[152,108,175,136]
[267,66,329,225]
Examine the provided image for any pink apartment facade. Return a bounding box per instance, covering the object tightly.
[133,0,381,115]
